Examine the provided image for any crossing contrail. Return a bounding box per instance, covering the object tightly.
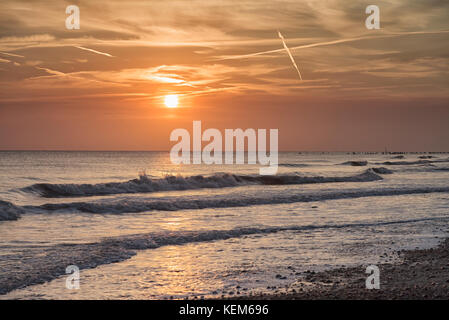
[278,31,302,81]
[217,30,449,63]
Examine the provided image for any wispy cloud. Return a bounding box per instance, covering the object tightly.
[34,66,67,77]
[0,51,24,58]
[0,0,448,104]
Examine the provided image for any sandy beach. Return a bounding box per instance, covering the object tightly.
[234,237,449,300]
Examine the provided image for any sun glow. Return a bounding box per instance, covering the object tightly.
[164,94,179,108]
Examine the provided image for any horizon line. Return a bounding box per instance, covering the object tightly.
[0,150,448,153]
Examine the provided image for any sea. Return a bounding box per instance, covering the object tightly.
[0,151,448,299]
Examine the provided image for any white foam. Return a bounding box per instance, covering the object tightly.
[21,170,383,198]
[23,185,449,215]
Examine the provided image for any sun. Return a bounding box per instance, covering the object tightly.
[164,94,179,108]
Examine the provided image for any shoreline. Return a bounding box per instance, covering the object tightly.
[230,237,449,300]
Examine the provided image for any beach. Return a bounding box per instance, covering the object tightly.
[235,237,449,300]
[1,151,449,299]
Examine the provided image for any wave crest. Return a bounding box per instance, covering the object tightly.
[0,200,24,221]
[21,169,383,198]
[26,185,449,215]
[341,161,368,166]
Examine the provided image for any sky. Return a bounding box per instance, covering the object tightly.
[0,0,448,151]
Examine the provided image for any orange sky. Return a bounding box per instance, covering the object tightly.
[0,0,448,151]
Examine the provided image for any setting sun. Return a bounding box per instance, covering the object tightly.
[164,94,179,108]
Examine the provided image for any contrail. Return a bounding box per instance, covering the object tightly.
[74,46,114,57]
[278,31,302,80]
[217,30,449,61]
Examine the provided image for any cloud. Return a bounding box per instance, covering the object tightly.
[0,51,24,58]
[0,0,448,104]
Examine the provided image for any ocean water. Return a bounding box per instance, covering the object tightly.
[1,151,449,299]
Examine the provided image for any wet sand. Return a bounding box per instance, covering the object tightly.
[235,238,449,300]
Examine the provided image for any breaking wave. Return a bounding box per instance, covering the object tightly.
[380,160,433,166]
[20,169,384,198]
[24,185,449,215]
[377,158,449,166]
[341,161,368,166]
[371,167,393,174]
[0,200,24,221]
